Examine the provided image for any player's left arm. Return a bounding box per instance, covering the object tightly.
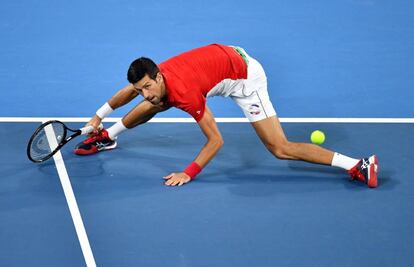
[163,105,224,186]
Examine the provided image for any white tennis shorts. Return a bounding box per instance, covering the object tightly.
[207,47,276,122]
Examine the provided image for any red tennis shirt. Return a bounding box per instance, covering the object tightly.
[159,44,248,122]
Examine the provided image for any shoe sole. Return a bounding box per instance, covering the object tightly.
[367,155,378,188]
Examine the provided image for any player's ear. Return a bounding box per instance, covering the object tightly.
[156,72,163,82]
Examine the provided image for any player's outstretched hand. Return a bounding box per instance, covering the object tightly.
[163,172,191,186]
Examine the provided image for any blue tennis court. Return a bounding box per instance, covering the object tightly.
[1,120,414,266]
[1,0,414,266]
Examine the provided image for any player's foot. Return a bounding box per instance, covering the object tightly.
[348,155,378,188]
[74,129,117,155]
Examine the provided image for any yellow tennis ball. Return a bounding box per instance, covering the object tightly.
[311,130,325,145]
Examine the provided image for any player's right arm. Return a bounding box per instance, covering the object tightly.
[87,84,140,132]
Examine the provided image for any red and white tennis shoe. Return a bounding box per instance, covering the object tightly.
[348,155,378,188]
[74,129,117,155]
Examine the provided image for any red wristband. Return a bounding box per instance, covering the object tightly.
[184,162,202,179]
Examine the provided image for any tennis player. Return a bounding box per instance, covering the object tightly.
[74,44,378,188]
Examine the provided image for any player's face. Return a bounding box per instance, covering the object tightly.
[133,73,166,105]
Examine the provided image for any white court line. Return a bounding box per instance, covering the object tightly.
[1,117,414,123]
[43,122,97,267]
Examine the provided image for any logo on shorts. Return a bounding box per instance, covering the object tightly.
[248,104,261,115]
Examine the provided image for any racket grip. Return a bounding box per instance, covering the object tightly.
[80,125,95,135]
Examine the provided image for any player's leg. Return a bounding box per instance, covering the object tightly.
[250,115,378,187]
[231,49,378,187]
[74,100,166,155]
[105,99,168,139]
[104,100,153,140]
[251,115,335,164]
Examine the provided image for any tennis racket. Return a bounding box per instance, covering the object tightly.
[27,120,96,163]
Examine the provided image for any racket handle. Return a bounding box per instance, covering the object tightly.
[80,125,95,135]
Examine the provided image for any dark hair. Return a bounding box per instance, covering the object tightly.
[127,57,159,84]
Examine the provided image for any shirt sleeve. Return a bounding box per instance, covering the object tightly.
[180,90,206,122]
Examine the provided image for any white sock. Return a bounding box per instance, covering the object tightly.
[107,120,128,140]
[331,152,360,171]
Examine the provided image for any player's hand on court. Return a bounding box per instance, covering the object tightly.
[86,115,103,136]
[163,172,191,186]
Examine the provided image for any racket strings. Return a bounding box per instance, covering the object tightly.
[29,122,65,161]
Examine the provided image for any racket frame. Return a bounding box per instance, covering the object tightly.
[27,120,93,163]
